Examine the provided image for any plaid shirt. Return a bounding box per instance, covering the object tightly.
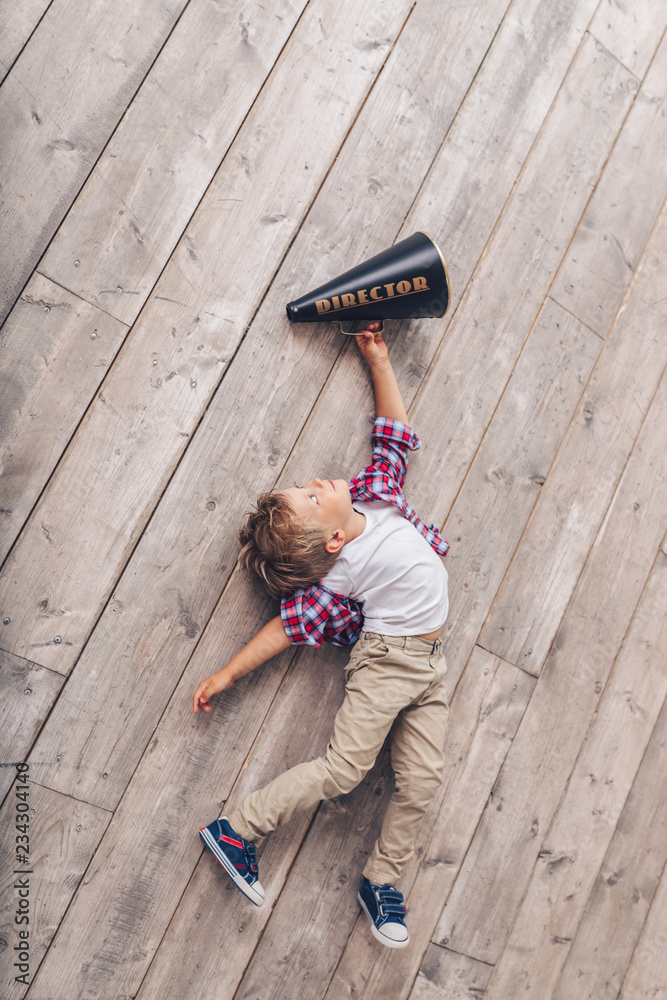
[280,418,449,647]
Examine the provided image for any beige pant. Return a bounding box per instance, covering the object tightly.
[229,632,449,885]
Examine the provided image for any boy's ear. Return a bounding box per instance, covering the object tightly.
[325,529,345,554]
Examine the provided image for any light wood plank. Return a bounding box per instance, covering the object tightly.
[618,861,667,1000]
[551,28,667,337]
[553,690,667,1000]
[480,199,667,671]
[21,603,311,1000]
[0,0,52,83]
[176,648,529,1000]
[589,0,667,77]
[136,639,350,1000]
[0,273,128,562]
[38,0,309,326]
[0,0,412,675]
[432,362,667,966]
[21,0,514,810]
[409,948,493,1000]
[279,29,635,690]
[0,649,63,800]
[403,32,637,561]
[0,0,189,324]
[0,782,111,999]
[422,299,599,686]
[324,648,534,1000]
[483,545,667,998]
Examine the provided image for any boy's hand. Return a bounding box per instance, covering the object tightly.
[355,322,389,368]
[193,669,234,713]
[192,615,291,714]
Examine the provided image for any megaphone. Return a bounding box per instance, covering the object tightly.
[286,232,450,333]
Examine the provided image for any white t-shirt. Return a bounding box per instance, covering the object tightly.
[322,501,449,636]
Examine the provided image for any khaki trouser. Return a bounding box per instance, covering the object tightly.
[229,631,449,885]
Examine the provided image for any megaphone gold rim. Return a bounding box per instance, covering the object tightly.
[417,231,452,314]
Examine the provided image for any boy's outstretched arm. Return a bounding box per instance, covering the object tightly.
[193,615,291,713]
[355,322,408,424]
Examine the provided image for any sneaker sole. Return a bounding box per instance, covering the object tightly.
[200,826,265,907]
[357,891,409,949]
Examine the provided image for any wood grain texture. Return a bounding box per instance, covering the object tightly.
[0,272,128,562]
[0,782,111,999]
[589,0,667,78]
[325,648,535,1000]
[0,0,189,324]
[553,690,667,1000]
[0,0,412,674]
[23,0,510,811]
[0,649,63,801]
[0,0,52,83]
[136,639,350,1000]
[551,28,667,337]
[405,32,637,546]
[479,201,667,670]
[2,0,666,995]
[410,948,493,1000]
[431,300,599,684]
[618,860,667,1000]
[432,362,667,965]
[38,0,308,326]
[484,546,667,998]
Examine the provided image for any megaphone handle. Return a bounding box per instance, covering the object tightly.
[337,320,385,336]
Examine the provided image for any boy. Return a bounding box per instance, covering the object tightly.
[193,323,449,948]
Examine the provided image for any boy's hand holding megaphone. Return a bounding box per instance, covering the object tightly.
[355,321,388,367]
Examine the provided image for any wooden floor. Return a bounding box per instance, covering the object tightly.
[1,0,667,997]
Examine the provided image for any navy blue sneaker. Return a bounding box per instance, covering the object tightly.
[199,816,265,906]
[358,877,409,948]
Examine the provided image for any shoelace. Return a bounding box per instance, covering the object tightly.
[376,885,406,917]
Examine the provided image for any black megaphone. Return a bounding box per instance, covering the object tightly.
[286,232,450,333]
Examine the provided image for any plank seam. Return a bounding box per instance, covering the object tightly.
[424,941,495,967]
[4,775,114,813]
[0,645,64,676]
[0,0,57,89]
[0,0,316,578]
[426,37,661,675]
[410,22,639,492]
[587,31,651,80]
[0,0,200,334]
[617,851,667,1000]
[11,0,420,821]
[275,0,519,528]
[477,548,667,1000]
[551,687,667,999]
[547,295,606,340]
[473,643,538,679]
[32,0,316,326]
[480,190,667,675]
[34,269,132,327]
[395,0,514,238]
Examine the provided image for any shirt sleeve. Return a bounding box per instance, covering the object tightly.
[281,585,363,647]
[364,417,421,491]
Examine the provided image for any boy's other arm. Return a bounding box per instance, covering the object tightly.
[356,323,408,424]
[193,614,291,713]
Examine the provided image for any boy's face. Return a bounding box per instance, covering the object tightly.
[281,478,353,530]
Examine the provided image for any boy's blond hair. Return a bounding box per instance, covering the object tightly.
[238,491,338,598]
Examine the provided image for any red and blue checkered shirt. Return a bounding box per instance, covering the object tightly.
[280,418,449,647]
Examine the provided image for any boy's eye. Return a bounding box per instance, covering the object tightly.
[308,494,318,504]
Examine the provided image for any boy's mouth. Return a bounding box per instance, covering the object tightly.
[328,480,335,490]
